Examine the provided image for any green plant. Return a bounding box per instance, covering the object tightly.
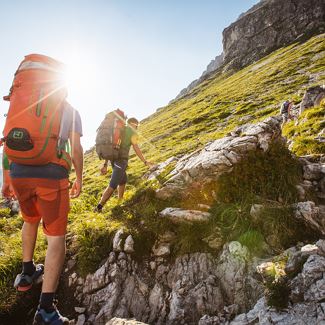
[237,230,266,256]
[282,105,325,155]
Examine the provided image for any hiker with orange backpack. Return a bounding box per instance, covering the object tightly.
[95,113,153,212]
[1,54,83,325]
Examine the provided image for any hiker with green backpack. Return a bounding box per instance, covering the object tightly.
[95,111,154,212]
[1,54,83,325]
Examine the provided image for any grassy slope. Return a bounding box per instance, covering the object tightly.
[0,34,324,313]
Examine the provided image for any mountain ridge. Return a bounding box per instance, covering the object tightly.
[172,0,325,102]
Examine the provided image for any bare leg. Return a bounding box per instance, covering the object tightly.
[117,184,126,200]
[99,186,115,206]
[42,235,66,292]
[22,221,40,262]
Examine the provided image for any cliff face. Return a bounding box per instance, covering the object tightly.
[223,0,325,69]
[173,0,325,101]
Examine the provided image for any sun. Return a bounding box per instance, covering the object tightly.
[61,52,99,102]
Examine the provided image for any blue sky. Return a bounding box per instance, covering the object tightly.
[0,0,259,149]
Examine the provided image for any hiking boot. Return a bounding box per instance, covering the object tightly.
[33,307,70,325]
[94,204,103,213]
[14,264,44,292]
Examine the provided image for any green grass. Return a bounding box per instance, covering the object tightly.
[138,34,325,164]
[237,230,266,256]
[282,104,325,156]
[68,212,120,276]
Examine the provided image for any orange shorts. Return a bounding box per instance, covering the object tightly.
[11,178,70,236]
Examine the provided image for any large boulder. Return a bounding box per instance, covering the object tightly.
[156,116,282,200]
[300,85,325,113]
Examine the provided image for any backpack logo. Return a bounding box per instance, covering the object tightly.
[13,130,24,139]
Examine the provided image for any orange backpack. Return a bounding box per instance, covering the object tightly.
[2,54,71,169]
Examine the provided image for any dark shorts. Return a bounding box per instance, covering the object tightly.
[109,159,128,189]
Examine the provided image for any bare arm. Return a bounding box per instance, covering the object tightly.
[132,143,154,167]
[70,131,84,198]
[1,153,15,199]
[100,159,109,175]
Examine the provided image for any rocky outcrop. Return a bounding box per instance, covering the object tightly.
[173,0,325,100]
[73,240,325,325]
[155,115,283,200]
[300,85,325,114]
[223,0,325,70]
[294,202,325,236]
[298,155,325,203]
[172,53,224,102]
[159,207,211,223]
[106,319,148,325]
[72,242,262,325]
[226,240,325,325]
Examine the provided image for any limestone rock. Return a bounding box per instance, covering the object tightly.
[75,245,261,325]
[105,318,148,325]
[303,162,325,181]
[145,156,178,181]
[159,207,211,223]
[250,204,264,222]
[173,0,324,100]
[223,0,325,70]
[152,242,170,257]
[294,201,325,235]
[300,85,325,113]
[231,242,325,325]
[76,314,86,325]
[113,229,124,252]
[156,116,282,200]
[124,235,134,254]
[215,242,261,313]
[172,53,224,102]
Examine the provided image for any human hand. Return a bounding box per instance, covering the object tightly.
[144,160,156,168]
[70,178,82,198]
[2,182,16,199]
[100,165,108,175]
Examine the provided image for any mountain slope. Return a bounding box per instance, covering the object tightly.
[0,34,324,324]
[138,34,324,163]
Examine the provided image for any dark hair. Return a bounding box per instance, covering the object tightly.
[127,117,139,125]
